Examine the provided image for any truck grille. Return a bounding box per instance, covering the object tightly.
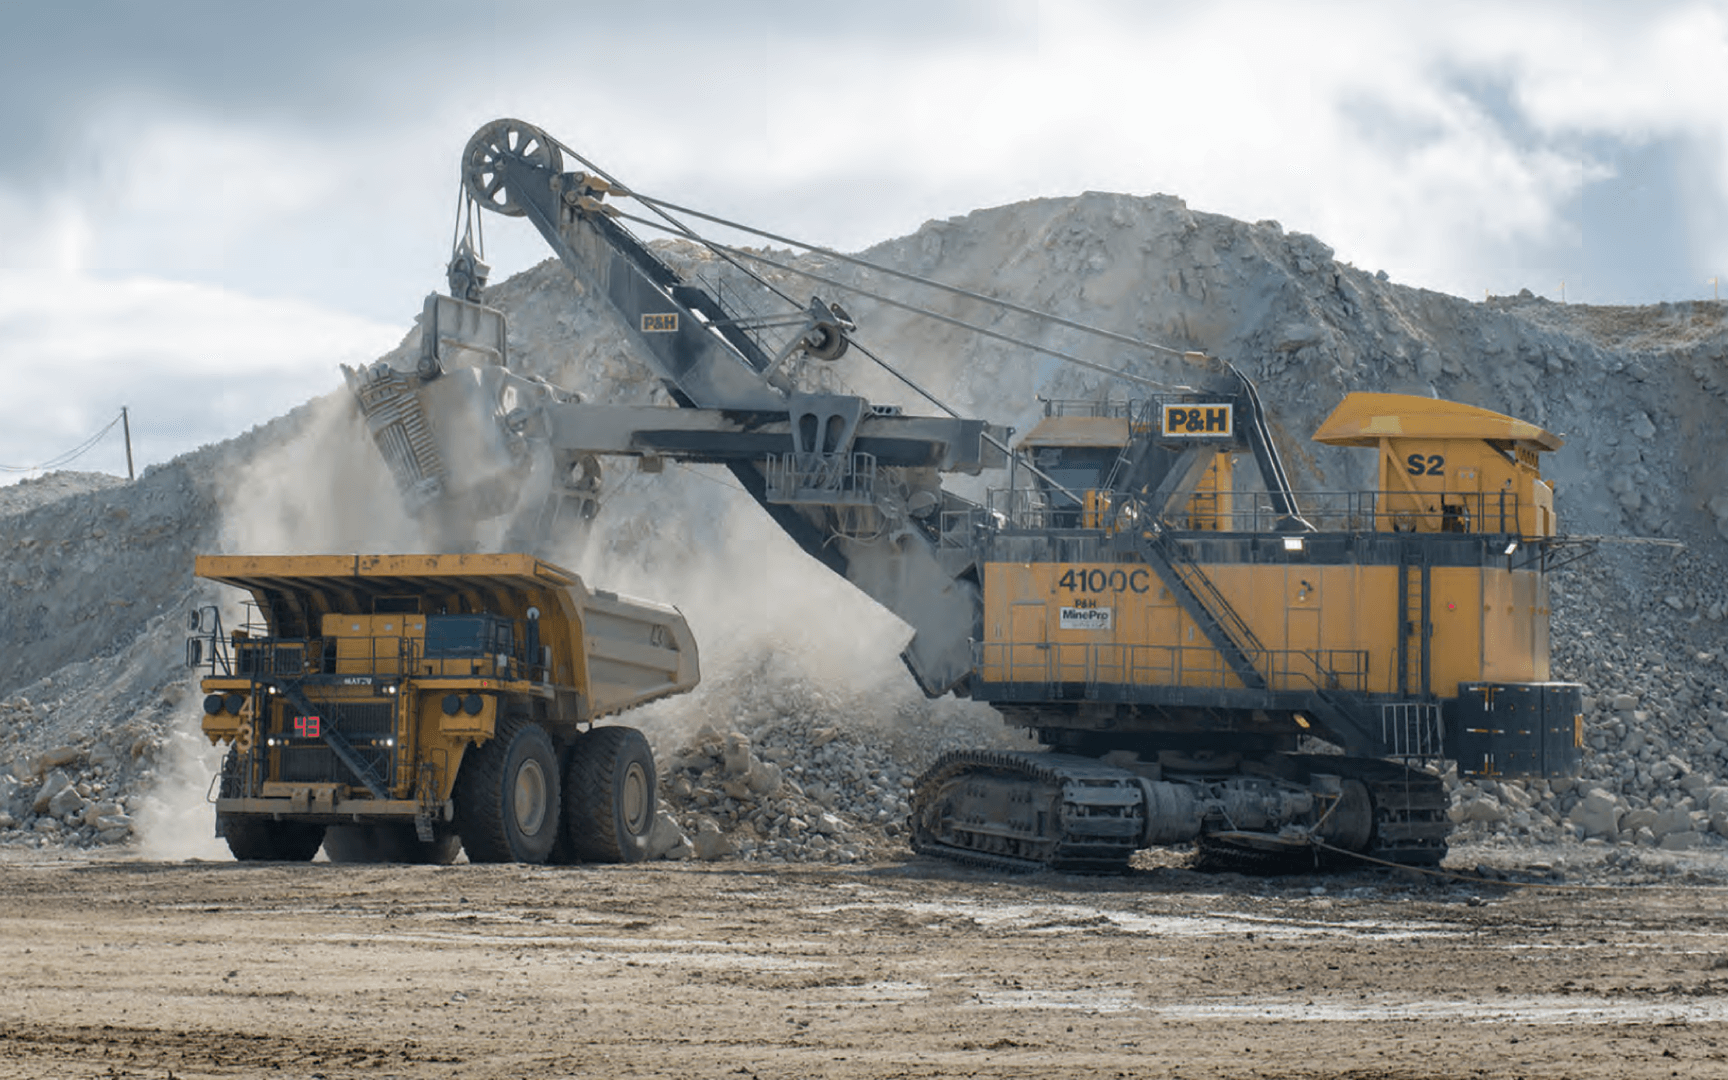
[276,702,396,786]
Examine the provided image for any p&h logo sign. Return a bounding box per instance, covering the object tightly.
[1160,402,1234,438]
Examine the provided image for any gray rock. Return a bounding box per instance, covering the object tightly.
[1567,789,1621,840]
[644,810,690,860]
[1451,794,1506,824]
[1660,830,1704,851]
[36,745,82,773]
[1651,806,1694,839]
[1707,787,1728,816]
[48,785,86,819]
[692,818,735,861]
[1620,807,1660,835]
[721,733,757,779]
[745,760,783,797]
[32,769,72,814]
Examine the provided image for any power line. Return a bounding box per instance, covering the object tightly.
[0,411,128,474]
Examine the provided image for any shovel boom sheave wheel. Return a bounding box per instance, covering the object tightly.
[463,118,562,218]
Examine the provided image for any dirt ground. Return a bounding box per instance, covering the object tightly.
[2,852,1727,1080]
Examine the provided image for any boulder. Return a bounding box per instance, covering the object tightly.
[1706,786,1728,816]
[36,745,83,773]
[32,770,72,814]
[1651,806,1695,839]
[745,760,783,797]
[48,785,86,819]
[87,743,120,771]
[1567,789,1621,840]
[1451,794,1506,824]
[1620,807,1659,834]
[692,818,735,861]
[644,811,691,860]
[721,733,757,779]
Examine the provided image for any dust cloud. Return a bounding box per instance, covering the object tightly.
[133,702,230,861]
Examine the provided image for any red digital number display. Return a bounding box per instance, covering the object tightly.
[295,715,322,738]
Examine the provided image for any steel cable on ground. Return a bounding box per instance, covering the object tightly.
[1306,838,1727,894]
[0,411,125,473]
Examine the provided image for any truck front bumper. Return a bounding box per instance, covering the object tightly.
[215,795,453,825]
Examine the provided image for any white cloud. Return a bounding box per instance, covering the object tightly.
[473,1,1723,302]
[4,0,1727,491]
[0,270,401,483]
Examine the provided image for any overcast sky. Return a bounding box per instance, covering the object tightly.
[3,0,1726,484]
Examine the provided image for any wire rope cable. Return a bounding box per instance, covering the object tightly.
[532,130,1168,500]
[623,189,1193,360]
[0,411,126,473]
[611,208,1176,392]
[539,131,1185,396]
[544,134,804,313]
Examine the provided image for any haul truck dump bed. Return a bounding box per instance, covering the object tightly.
[188,553,698,864]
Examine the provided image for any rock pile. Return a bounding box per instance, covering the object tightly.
[627,648,1028,864]
[651,720,911,864]
[0,694,158,848]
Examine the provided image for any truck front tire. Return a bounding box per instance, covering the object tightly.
[560,725,657,863]
[453,717,561,864]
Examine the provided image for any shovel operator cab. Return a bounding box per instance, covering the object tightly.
[188,553,697,864]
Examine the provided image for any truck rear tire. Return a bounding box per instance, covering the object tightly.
[221,817,326,862]
[560,725,657,863]
[453,717,561,864]
[323,824,462,865]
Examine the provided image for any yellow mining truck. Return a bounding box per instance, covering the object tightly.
[187,553,697,865]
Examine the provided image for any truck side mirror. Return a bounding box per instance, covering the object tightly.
[186,639,204,669]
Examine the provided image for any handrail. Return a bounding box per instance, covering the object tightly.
[974,640,1369,693]
[968,487,1526,536]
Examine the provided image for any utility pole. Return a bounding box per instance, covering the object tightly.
[121,406,134,481]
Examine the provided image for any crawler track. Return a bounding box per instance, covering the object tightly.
[909,751,1146,873]
[1289,754,1451,866]
[911,751,1452,873]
